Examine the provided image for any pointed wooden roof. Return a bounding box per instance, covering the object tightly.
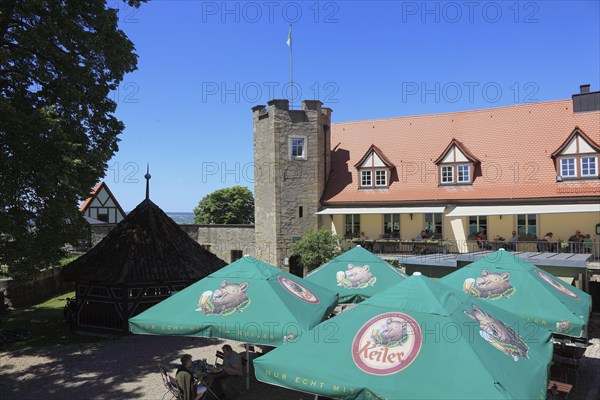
[62,199,227,284]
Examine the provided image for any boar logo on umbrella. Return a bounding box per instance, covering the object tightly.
[196,280,251,316]
[463,270,515,300]
[534,270,579,299]
[278,276,320,304]
[464,304,529,361]
[336,264,377,289]
[352,312,422,376]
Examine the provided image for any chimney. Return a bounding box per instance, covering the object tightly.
[572,84,600,113]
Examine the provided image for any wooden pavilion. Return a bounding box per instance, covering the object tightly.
[62,192,227,334]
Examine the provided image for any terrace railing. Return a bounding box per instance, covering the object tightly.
[343,238,599,260]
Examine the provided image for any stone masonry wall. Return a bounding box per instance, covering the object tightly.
[253,100,331,268]
[195,225,255,263]
[89,224,255,264]
[253,103,279,266]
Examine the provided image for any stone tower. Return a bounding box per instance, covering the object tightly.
[253,99,332,269]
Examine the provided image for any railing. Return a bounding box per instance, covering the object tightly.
[342,238,600,259]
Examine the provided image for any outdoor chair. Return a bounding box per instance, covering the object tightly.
[159,365,183,400]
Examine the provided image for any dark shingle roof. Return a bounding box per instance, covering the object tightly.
[62,199,227,284]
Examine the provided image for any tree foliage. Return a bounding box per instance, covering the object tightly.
[0,0,145,278]
[193,186,255,225]
[292,228,341,272]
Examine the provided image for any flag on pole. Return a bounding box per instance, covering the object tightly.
[286,25,292,46]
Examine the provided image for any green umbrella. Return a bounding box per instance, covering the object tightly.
[254,275,553,400]
[305,245,407,303]
[441,249,591,338]
[129,256,338,346]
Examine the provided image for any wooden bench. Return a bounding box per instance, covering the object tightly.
[547,380,573,398]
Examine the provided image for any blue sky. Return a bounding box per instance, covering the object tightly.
[104,0,600,212]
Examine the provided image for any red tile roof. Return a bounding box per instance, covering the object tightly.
[324,100,600,205]
[79,181,127,218]
[79,182,103,212]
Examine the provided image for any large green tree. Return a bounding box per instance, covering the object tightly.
[0,0,146,278]
[292,228,341,272]
[193,186,255,225]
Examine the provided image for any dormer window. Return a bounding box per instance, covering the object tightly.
[354,145,395,189]
[581,157,597,176]
[434,139,480,185]
[375,170,387,186]
[457,165,470,182]
[552,128,600,180]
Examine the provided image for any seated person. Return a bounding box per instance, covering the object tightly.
[212,344,243,399]
[359,231,372,250]
[541,232,557,252]
[476,232,491,250]
[176,354,206,400]
[568,230,584,253]
[506,231,517,251]
[415,230,428,240]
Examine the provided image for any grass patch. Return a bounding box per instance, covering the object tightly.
[1,290,111,349]
[59,254,81,266]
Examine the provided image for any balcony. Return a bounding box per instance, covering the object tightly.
[343,238,599,260]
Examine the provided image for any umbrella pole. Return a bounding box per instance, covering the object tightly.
[245,343,250,390]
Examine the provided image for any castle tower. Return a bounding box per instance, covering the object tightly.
[253,99,332,268]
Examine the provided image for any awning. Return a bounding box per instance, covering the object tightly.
[446,204,600,217]
[316,206,446,215]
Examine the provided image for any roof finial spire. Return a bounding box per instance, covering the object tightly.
[145,164,151,200]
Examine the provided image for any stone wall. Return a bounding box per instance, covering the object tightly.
[1,267,74,308]
[90,223,116,247]
[253,100,331,268]
[253,103,279,266]
[195,225,256,263]
[89,224,255,264]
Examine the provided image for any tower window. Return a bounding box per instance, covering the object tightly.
[290,137,307,160]
[298,206,303,218]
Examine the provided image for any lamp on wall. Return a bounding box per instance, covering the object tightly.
[556,175,563,182]
[409,213,413,220]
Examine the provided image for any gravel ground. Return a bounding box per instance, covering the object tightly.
[2,315,600,400]
[0,335,308,400]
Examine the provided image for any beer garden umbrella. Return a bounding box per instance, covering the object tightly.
[129,256,338,387]
[441,249,591,339]
[305,245,407,304]
[254,275,553,400]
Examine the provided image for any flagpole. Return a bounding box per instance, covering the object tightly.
[289,24,293,109]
